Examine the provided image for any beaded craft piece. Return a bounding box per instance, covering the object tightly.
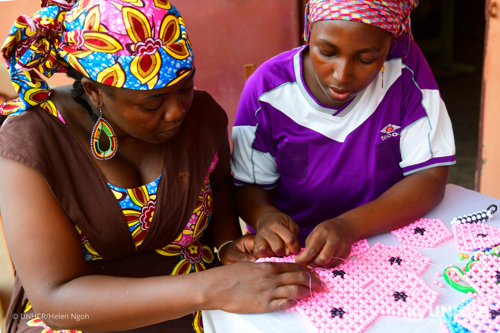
[359,242,431,276]
[391,218,453,248]
[348,239,371,258]
[462,255,500,301]
[256,244,437,333]
[471,246,500,261]
[90,115,118,160]
[451,205,498,225]
[316,260,374,290]
[364,269,439,318]
[293,287,380,333]
[442,298,473,333]
[454,298,500,333]
[453,224,500,251]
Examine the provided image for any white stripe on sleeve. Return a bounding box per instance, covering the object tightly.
[231,125,279,185]
[400,89,456,171]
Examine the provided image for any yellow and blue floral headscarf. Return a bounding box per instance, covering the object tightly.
[0,0,193,117]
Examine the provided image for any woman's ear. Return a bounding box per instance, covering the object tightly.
[81,77,101,108]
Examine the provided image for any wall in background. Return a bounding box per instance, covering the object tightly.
[173,0,300,142]
[0,0,74,96]
[478,0,500,198]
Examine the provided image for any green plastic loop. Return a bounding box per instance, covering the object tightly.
[443,266,476,294]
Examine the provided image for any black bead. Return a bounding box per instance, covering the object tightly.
[389,257,403,265]
[491,309,500,320]
[393,291,408,302]
[414,227,425,235]
[330,307,345,319]
[333,270,346,279]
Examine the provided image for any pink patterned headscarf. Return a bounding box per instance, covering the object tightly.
[305,0,418,47]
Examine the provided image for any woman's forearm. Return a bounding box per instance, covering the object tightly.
[210,176,243,247]
[339,166,449,241]
[39,272,213,331]
[235,185,279,230]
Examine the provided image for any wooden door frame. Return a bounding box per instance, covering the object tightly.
[299,0,308,45]
[476,0,493,191]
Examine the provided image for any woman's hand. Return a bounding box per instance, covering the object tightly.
[294,218,356,268]
[219,234,257,264]
[253,211,301,259]
[208,261,327,313]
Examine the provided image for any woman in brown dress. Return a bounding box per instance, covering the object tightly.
[0,1,325,332]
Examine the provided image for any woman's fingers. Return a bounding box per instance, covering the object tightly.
[219,235,257,264]
[310,240,338,267]
[218,262,326,314]
[255,213,301,257]
[274,222,301,255]
[294,233,325,266]
[253,235,279,258]
[235,234,256,255]
[273,263,326,292]
[325,246,352,269]
[267,298,300,312]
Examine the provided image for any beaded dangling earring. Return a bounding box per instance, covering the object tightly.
[90,106,118,160]
[381,65,385,89]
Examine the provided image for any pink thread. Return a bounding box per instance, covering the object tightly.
[391,218,453,248]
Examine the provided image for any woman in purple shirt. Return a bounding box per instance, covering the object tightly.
[232,0,455,268]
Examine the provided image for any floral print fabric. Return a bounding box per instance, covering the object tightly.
[109,175,161,249]
[0,0,193,117]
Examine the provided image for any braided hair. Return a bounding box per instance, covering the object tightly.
[66,67,113,123]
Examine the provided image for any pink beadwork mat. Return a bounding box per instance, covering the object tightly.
[348,239,371,258]
[463,255,500,301]
[453,223,500,251]
[391,218,453,248]
[256,243,438,333]
[454,297,499,333]
[359,242,430,276]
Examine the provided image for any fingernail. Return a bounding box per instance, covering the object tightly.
[321,282,328,291]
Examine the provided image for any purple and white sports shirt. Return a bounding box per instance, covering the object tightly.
[231,35,456,245]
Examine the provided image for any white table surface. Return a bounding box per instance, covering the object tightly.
[202,184,500,333]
